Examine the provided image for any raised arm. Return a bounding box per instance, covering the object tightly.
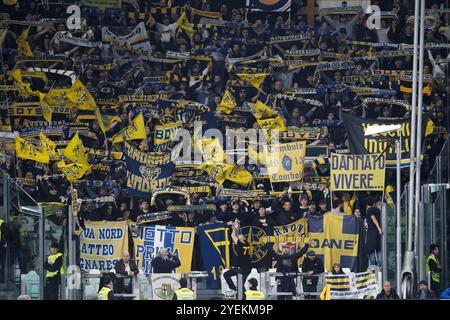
[428,50,436,66]
[323,15,338,30]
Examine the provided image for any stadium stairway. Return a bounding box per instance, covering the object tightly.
[0,282,20,300]
[194,278,225,300]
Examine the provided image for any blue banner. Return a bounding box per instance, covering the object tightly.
[124,141,174,198]
[197,223,232,289]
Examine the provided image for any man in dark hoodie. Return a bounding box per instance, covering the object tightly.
[272,199,300,226]
[272,239,311,300]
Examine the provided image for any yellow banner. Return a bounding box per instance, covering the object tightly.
[330,153,385,191]
[79,221,129,271]
[264,141,306,182]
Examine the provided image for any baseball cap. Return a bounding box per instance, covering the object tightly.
[307,250,316,257]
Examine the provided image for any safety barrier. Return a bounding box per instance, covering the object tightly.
[77,271,209,300]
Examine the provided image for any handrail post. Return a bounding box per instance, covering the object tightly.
[237,272,243,300]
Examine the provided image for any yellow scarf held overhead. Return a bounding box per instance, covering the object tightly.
[176,12,194,39]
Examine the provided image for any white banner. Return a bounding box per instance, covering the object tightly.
[102,22,152,54]
[325,271,380,299]
[317,0,370,10]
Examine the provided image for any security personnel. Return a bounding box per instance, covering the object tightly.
[98,275,115,300]
[426,244,443,295]
[44,242,63,300]
[244,278,265,300]
[173,277,195,300]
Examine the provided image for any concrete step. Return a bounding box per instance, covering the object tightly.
[196,289,225,300]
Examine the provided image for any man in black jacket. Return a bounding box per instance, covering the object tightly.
[44,242,63,300]
[272,199,300,226]
[114,251,139,293]
[301,250,324,299]
[151,248,181,273]
[416,280,437,300]
[272,239,311,300]
[223,219,252,298]
[376,281,400,299]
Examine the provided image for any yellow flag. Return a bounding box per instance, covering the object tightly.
[257,116,286,132]
[425,119,435,137]
[38,92,53,123]
[198,137,226,163]
[248,144,266,166]
[320,284,331,300]
[46,87,72,106]
[237,73,269,88]
[15,136,49,163]
[67,79,97,110]
[252,100,278,119]
[39,132,56,157]
[198,161,234,185]
[101,114,122,131]
[64,133,89,166]
[226,165,252,186]
[17,27,33,56]
[95,108,107,133]
[111,113,147,144]
[10,69,36,97]
[57,160,90,182]
[219,89,237,114]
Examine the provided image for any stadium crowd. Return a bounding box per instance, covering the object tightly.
[0,0,449,299]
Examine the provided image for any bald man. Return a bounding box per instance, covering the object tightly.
[114,251,139,293]
[376,281,400,299]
